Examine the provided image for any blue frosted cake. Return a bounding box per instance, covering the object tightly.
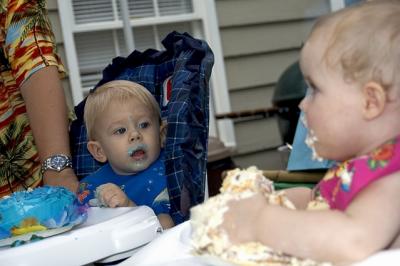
[0,186,87,240]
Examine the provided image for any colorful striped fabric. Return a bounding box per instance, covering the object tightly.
[0,0,65,197]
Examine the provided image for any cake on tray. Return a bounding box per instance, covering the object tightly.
[0,186,87,241]
[190,167,331,266]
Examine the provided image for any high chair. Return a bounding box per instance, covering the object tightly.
[1,31,212,265]
[70,31,213,224]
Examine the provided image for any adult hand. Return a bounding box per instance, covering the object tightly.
[42,168,79,194]
[97,183,136,207]
[221,193,268,244]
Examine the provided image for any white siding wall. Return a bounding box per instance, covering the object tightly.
[215,0,331,170]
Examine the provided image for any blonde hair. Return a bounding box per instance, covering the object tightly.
[310,0,400,93]
[84,80,161,140]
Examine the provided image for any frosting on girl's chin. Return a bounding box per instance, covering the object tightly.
[301,115,324,162]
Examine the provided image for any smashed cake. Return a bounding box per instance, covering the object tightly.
[190,167,331,266]
[0,186,87,241]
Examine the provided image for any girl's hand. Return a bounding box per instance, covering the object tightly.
[221,193,268,244]
[97,183,136,207]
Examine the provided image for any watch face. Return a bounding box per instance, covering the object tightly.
[50,155,67,169]
[41,154,72,174]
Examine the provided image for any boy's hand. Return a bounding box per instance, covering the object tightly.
[157,213,175,229]
[96,183,136,207]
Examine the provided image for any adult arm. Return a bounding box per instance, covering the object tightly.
[20,66,79,193]
[4,0,79,193]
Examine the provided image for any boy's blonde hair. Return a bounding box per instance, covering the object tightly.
[310,0,400,94]
[84,80,161,140]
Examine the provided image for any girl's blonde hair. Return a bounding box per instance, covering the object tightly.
[310,0,400,95]
[84,80,161,140]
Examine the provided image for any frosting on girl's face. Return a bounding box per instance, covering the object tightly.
[301,115,324,162]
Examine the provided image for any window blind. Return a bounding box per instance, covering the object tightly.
[69,0,193,90]
[75,22,191,90]
[72,0,193,24]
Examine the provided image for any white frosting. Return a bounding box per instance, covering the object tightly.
[301,116,324,162]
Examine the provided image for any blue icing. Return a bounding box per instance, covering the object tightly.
[0,186,87,240]
[0,227,10,239]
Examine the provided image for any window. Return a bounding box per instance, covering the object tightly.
[330,0,361,11]
[58,0,236,146]
[60,0,198,97]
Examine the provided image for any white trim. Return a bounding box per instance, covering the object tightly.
[119,0,135,52]
[119,0,135,51]
[330,0,346,11]
[194,0,236,147]
[207,94,218,138]
[111,0,119,21]
[153,0,160,17]
[112,30,120,56]
[153,25,161,50]
[57,0,84,105]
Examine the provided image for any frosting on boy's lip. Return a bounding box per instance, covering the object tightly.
[128,144,147,160]
[131,149,145,160]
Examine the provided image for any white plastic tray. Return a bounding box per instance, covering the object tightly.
[119,221,400,266]
[0,206,162,266]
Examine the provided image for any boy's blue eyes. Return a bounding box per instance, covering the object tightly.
[138,122,150,129]
[114,128,127,134]
[113,122,150,134]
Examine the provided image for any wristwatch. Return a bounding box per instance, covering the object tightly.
[41,154,73,175]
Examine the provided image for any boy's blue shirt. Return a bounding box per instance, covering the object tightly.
[79,151,170,215]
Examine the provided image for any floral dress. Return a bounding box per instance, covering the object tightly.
[316,136,400,210]
[0,0,65,197]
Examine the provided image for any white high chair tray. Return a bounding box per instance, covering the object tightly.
[0,206,162,266]
[118,221,400,266]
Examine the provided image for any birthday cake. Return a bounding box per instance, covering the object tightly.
[191,167,331,266]
[0,186,87,241]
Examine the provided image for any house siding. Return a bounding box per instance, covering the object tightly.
[215,0,331,170]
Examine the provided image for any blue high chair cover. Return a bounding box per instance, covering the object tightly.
[70,31,214,223]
